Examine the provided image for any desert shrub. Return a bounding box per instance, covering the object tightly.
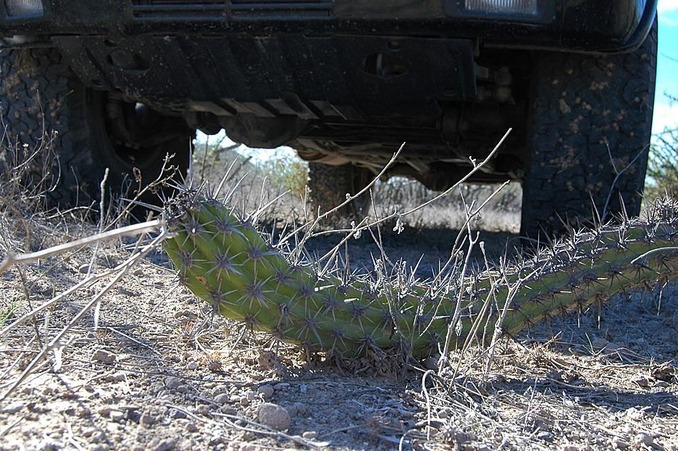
[258,154,308,198]
[646,127,678,199]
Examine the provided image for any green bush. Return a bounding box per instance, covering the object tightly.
[647,127,678,199]
[259,156,308,198]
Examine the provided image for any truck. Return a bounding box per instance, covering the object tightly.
[0,0,657,237]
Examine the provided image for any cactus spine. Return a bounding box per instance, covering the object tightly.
[164,193,678,358]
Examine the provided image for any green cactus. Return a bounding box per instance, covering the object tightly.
[163,193,678,358]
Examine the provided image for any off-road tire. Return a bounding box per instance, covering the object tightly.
[0,47,192,211]
[307,162,373,221]
[521,23,657,238]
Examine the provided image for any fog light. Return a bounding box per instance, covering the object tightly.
[465,0,538,15]
[4,0,44,17]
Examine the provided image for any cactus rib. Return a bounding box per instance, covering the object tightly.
[163,193,678,358]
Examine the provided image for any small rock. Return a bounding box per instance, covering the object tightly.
[536,431,553,441]
[140,412,157,426]
[220,406,238,415]
[110,410,125,423]
[148,438,177,451]
[257,403,291,431]
[634,432,655,447]
[625,407,646,420]
[168,408,188,419]
[560,445,579,451]
[186,422,199,433]
[257,384,275,399]
[288,402,310,417]
[273,383,290,391]
[108,372,127,382]
[214,393,231,405]
[76,406,92,418]
[630,373,650,387]
[1,401,25,414]
[91,349,117,364]
[212,384,230,395]
[164,376,183,390]
[27,401,50,413]
[195,405,211,415]
[87,430,107,444]
[37,438,62,451]
[302,431,317,440]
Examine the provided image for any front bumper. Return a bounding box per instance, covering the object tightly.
[0,0,657,53]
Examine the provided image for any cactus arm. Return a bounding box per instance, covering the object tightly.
[164,194,678,359]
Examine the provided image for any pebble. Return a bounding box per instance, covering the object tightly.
[91,349,117,364]
[302,431,317,440]
[106,372,127,382]
[630,373,651,387]
[273,383,290,391]
[536,431,553,441]
[87,430,107,444]
[634,432,655,447]
[110,410,126,423]
[195,405,211,416]
[148,438,177,451]
[168,408,188,419]
[140,412,157,426]
[214,393,231,405]
[164,376,183,390]
[1,401,25,414]
[212,384,230,395]
[257,403,291,431]
[257,384,275,399]
[76,406,92,418]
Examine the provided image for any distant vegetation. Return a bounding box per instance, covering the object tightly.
[647,125,678,199]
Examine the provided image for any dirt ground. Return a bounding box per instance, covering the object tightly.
[0,184,676,450]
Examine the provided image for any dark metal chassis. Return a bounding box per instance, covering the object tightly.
[0,0,658,189]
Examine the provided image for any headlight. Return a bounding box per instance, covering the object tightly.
[464,0,538,16]
[4,0,44,17]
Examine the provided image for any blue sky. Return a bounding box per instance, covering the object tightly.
[655,0,678,132]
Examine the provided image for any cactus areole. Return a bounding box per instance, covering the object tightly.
[164,193,678,359]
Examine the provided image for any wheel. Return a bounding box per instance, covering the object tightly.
[307,162,373,220]
[0,47,192,212]
[520,23,657,238]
